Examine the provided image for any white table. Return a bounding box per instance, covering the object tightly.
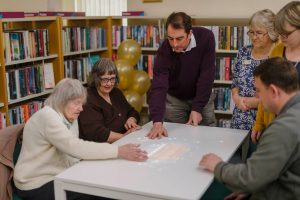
[54,122,247,200]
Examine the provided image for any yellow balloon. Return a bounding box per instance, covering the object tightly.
[115,59,134,90]
[117,39,141,66]
[123,90,143,112]
[128,70,151,95]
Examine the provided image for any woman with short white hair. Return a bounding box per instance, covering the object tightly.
[14,78,148,200]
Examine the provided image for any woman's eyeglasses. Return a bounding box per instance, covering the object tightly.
[100,77,117,85]
[247,31,268,38]
[277,28,298,39]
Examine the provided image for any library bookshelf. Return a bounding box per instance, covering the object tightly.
[0,16,249,128]
[60,17,109,84]
[192,18,249,127]
[0,17,63,126]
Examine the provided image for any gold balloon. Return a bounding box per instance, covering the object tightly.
[115,59,134,90]
[123,90,143,112]
[117,39,141,66]
[128,70,151,95]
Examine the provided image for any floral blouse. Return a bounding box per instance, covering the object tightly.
[231,45,267,130]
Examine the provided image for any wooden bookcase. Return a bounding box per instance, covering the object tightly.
[0,17,63,126]
[61,16,109,58]
[109,16,164,69]
[60,16,109,84]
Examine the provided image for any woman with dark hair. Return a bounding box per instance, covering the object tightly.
[78,58,140,143]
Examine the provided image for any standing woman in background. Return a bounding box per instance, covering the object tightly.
[252,1,300,143]
[230,9,278,130]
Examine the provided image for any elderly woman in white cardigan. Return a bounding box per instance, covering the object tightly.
[14,78,148,200]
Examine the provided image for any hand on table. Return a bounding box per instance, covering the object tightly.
[146,122,168,139]
[125,117,138,130]
[118,144,148,161]
[186,111,202,126]
[199,153,223,172]
[124,125,142,136]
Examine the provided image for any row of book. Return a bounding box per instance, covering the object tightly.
[137,54,156,79]
[202,26,251,50]
[217,118,232,128]
[0,113,6,129]
[112,25,163,48]
[214,87,234,112]
[6,63,55,102]
[8,101,44,125]
[4,29,49,62]
[64,57,94,83]
[112,25,250,51]
[62,27,107,53]
[215,57,237,81]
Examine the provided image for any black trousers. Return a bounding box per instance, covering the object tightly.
[15,181,114,200]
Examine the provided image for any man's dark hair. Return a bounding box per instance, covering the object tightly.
[254,57,299,93]
[166,12,192,34]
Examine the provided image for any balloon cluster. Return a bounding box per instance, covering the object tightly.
[116,39,151,112]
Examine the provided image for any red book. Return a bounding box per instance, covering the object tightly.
[225,57,231,81]
[0,12,24,18]
[122,11,145,16]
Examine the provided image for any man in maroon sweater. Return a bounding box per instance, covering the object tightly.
[147,12,216,139]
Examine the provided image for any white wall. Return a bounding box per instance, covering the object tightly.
[0,0,48,11]
[0,0,74,12]
[128,0,289,18]
[0,0,289,17]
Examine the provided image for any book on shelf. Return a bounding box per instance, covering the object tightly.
[201,25,251,50]
[122,11,145,16]
[62,27,106,53]
[8,101,44,125]
[4,29,49,62]
[6,63,53,102]
[64,56,96,82]
[0,113,6,129]
[214,87,233,112]
[112,25,160,48]
[137,54,156,79]
[89,55,100,66]
[39,11,85,17]
[215,57,236,81]
[0,12,24,18]
[217,118,231,128]
[43,63,55,89]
